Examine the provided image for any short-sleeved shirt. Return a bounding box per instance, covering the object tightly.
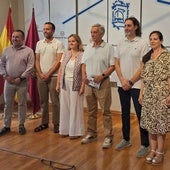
[82,41,115,77]
[115,37,149,89]
[35,38,64,76]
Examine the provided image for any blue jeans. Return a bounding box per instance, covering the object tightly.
[118,87,149,147]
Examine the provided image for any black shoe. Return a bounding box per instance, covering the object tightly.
[19,124,26,135]
[0,127,10,136]
[34,124,49,132]
[53,124,59,133]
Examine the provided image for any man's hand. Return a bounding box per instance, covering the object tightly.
[39,73,50,82]
[93,75,103,83]
[121,78,131,91]
[5,76,15,84]
[13,77,22,84]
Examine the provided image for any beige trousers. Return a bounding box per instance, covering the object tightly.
[85,78,113,138]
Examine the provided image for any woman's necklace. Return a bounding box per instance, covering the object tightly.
[71,51,79,60]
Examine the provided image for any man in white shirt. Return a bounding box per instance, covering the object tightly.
[81,23,115,149]
[114,17,149,157]
[34,22,64,133]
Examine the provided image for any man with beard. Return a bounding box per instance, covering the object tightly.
[114,17,149,157]
[34,22,64,133]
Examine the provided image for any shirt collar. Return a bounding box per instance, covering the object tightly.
[12,44,26,50]
[42,37,55,43]
[125,36,140,42]
[92,40,106,48]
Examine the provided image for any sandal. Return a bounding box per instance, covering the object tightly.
[34,124,49,132]
[146,149,156,163]
[152,151,164,165]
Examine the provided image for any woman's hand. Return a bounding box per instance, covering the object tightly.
[79,83,85,95]
[166,95,170,106]
[138,92,143,105]
[56,83,60,93]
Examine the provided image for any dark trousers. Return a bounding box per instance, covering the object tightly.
[118,87,149,147]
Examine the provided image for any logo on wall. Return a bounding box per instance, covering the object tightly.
[111,0,130,30]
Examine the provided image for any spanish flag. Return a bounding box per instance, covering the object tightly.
[0,7,14,54]
[0,7,14,96]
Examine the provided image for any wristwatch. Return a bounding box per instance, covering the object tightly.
[102,73,106,78]
[20,77,26,81]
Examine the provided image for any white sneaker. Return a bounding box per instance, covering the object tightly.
[102,137,113,149]
[81,134,97,144]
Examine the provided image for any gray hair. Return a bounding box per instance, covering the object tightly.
[92,23,105,35]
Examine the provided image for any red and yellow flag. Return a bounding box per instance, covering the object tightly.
[0,7,14,54]
[0,7,14,96]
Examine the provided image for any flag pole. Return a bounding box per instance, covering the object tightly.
[9,0,11,8]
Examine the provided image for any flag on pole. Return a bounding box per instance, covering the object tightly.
[25,8,40,114]
[0,7,14,96]
[0,7,14,54]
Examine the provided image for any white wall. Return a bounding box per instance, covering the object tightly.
[0,0,24,33]
[24,0,170,47]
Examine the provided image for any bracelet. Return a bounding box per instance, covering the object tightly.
[129,80,134,86]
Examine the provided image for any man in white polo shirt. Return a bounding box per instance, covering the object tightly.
[34,22,64,133]
[81,23,115,149]
[114,17,149,157]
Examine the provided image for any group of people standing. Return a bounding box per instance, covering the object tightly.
[0,17,170,166]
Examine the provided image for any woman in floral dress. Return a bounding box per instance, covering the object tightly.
[139,31,170,165]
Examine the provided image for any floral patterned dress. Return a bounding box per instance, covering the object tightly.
[140,51,170,134]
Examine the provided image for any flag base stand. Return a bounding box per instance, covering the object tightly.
[27,113,41,120]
